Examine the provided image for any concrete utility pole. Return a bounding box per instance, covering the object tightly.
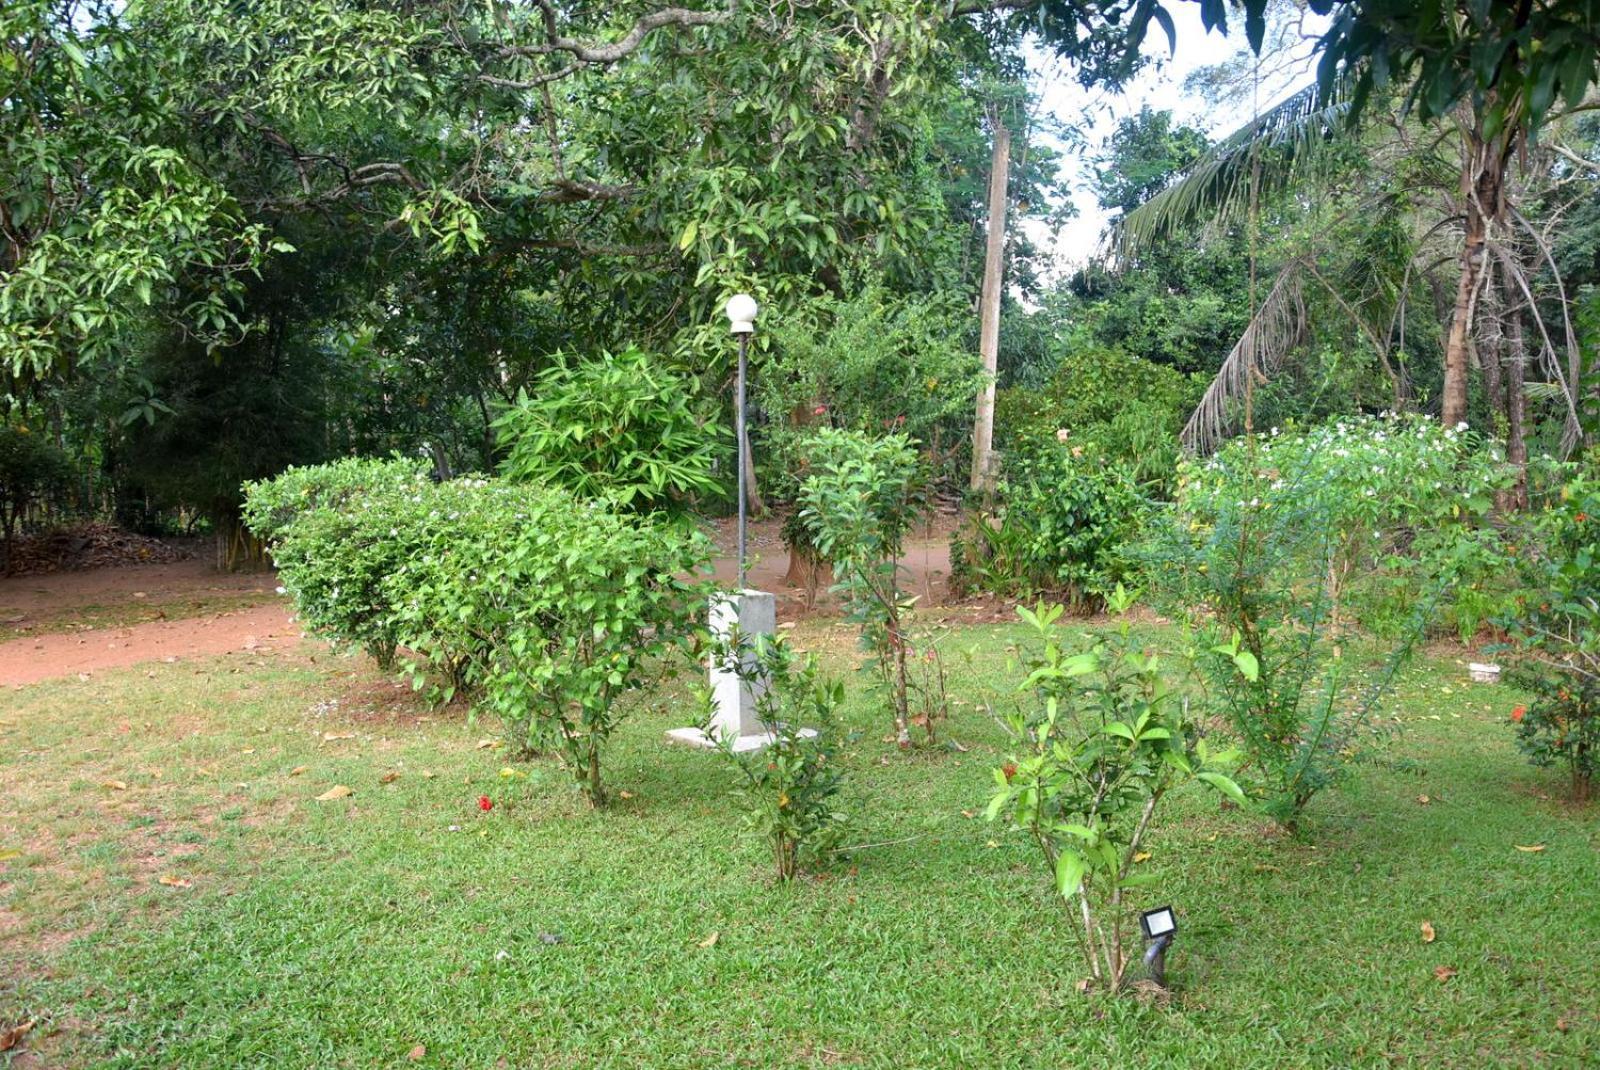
[970,118,1009,495]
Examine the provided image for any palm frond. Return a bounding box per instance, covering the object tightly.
[1181,261,1309,455]
[1110,81,1349,264]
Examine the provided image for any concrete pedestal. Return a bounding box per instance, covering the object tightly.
[666,589,786,753]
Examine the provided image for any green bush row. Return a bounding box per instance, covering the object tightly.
[244,459,713,805]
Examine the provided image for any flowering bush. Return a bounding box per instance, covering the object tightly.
[1140,413,1507,831]
[986,589,1245,993]
[1174,413,1512,637]
[1502,462,1600,801]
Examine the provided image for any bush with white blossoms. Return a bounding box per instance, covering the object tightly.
[1143,413,1514,832]
[1173,413,1513,636]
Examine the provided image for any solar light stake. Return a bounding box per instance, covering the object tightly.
[1140,906,1177,989]
[725,293,758,590]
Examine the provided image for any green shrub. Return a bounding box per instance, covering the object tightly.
[1502,462,1600,801]
[993,345,1199,492]
[243,459,434,668]
[706,632,849,880]
[951,441,1143,609]
[252,460,713,805]
[798,429,940,748]
[986,591,1245,993]
[385,478,713,805]
[0,425,71,570]
[492,347,724,513]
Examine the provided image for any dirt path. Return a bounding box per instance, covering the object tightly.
[0,516,959,688]
[1,602,299,689]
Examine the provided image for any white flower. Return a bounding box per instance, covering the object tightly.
[275,586,287,595]
[1455,421,1469,432]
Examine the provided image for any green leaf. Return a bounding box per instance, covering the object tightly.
[1054,850,1086,899]
[1232,650,1260,682]
[1198,771,1248,806]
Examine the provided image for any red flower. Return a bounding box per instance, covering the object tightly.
[812,404,827,416]
[477,795,494,811]
[1576,512,1588,523]
[1001,762,1018,783]
[1511,706,1526,724]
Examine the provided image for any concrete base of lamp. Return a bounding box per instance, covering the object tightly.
[665,588,788,753]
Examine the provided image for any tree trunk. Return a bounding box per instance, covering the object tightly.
[1502,257,1530,510]
[970,118,1009,495]
[1442,113,1508,429]
[1442,207,1485,429]
[740,419,766,517]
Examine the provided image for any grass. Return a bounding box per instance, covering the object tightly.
[2,618,1596,1068]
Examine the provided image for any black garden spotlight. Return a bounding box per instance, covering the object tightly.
[1139,905,1177,988]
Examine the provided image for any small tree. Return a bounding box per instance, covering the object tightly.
[706,631,849,880]
[0,427,70,573]
[798,429,937,748]
[1503,463,1600,801]
[987,590,1245,993]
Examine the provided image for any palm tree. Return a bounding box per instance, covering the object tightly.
[1110,78,1592,501]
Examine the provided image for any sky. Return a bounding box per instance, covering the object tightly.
[1024,3,1330,274]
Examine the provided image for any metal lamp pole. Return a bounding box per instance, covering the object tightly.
[726,294,758,590]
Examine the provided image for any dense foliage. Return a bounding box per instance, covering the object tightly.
[1503,461,1600,800]
[0,425,71,569]
[494,348,725,513]
[951,442,1143,609]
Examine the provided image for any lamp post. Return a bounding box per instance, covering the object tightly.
[725,293,758,589]
[665,292,781,754]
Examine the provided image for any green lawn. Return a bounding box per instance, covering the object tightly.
[2,619,1596,1068]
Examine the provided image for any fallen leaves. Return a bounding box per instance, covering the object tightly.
[101,780,127,791]
[697,931,719,948]
[1415,794,1431,805]
[0,1018,36,1052]
[0,849,21,863]
[1133,851,1152,863]
[322,731,356,742]
[407,1044,426,1061]
[476,739,501,750]
[288,765,308,777]
[379,771,401,785]
[1433,965,1457,983]
[316,785,354,802]
[1420,921,1435,943]
[1514,844,1547,853]
[158,875,193,889]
